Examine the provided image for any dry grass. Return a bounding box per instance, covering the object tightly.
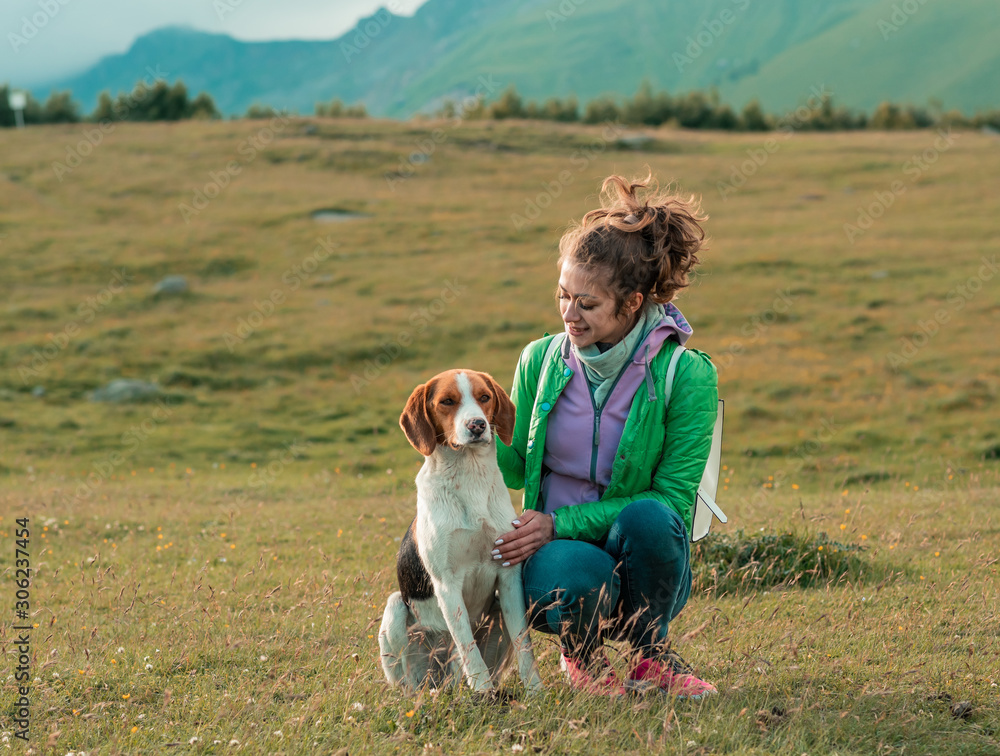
[1,118,999,753]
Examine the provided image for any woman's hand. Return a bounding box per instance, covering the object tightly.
[493,509,554,567]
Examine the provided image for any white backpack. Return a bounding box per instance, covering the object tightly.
[538,334,727,542]
[663,344,727,542]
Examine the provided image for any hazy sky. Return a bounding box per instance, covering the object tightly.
[2,0,428,87]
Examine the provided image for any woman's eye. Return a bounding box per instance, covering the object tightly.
[579,304,593,311]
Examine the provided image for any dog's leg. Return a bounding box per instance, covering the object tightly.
[433,581,494,692]
[497,565,544,693]
[474,600,509,687]
[378,592,410,687]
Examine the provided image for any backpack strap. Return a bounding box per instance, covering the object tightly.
[662,341,686,406]
[661,342,728,541]
[534,333,566,410]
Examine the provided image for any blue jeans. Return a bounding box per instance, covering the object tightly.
[522,499,691,662]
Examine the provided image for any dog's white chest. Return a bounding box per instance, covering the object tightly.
[447,520,499,568]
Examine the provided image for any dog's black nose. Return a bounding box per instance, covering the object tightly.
[467,418,487,437]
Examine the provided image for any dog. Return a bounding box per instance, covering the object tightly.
[378,369,543,695]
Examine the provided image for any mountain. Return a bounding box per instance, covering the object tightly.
[35,0,1000,118]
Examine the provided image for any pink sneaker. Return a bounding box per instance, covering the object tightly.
[560,651,627,697]
[626,651,718,699]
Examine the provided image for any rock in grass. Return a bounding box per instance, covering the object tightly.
[618,133,653,149]
[755,706,789,731]
[951,701,973,720]
[90,379,161,403]
[152,275,189,297]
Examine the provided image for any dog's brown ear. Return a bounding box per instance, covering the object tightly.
[483,373,516,446]
[400,382,438,457]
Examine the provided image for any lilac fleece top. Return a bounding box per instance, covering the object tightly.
[540,303,693,515]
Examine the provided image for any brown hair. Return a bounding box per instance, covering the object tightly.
[557,173,708,316]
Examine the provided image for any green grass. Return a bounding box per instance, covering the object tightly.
[1,118,999,753]
[2,473,999,754]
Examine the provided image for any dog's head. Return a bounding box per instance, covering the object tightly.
[399,370,515,457]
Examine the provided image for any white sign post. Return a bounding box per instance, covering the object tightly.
[9,91,27,129]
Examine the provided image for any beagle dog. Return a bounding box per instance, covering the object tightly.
[378,369,543,694]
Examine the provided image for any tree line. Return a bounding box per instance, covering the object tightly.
[450,82,1000,132]
[3,78,998,131]
[0,80,218,127]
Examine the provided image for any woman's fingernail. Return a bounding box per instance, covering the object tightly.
[512,520,521,526]
[491,549,499,555]
[502,562,510,567]
[494,539,503,545]
[493,554,503,560]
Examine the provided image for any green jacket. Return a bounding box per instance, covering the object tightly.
[496,334,718,542]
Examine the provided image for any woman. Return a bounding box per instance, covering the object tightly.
[494,174,718,698]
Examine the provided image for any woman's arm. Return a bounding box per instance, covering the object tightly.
[550,349,718,542]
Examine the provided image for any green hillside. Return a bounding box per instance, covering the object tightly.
[1,118,999,484]
[718,0,1000,113]
[395,0,876,112]
[33,0,1000,118]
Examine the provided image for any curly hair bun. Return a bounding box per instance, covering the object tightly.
[558,173,708,314]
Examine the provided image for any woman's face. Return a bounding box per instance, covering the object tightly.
[558,262,642,348]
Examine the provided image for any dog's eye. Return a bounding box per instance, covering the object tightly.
[440,398,455,406]
[479,394,490,403]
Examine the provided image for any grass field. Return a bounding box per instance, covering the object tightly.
[1,117,999,754]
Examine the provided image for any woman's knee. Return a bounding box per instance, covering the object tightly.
[612,500,687,551]
[522,542,619,627]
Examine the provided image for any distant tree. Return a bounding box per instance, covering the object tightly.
[91,92,116,122]
[522,95,578,122]
[674,91,715,129]
[623,81,665,125]
[545,96,579,122]
[795,94,866,131]
[707,95,739,130]
[88,79,218,123]
[869,101,915,130]
[739,100,770,131]
[939,109,971,129]
[315,98,367,118]
[245,103,280,119]
[582,96,621,124]
[488,86,525,119]
[0,85,16,127]
[973,110,1000,130]
[40,91,81,123]
[905,104,934,128]
[140,81,188,121]
[188,92,220,119]
[435,99,458,119]
[714,106,739,130]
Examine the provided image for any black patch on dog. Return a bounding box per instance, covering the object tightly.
[398,519,434,605]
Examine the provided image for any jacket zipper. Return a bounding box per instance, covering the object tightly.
[586,358,635,489]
